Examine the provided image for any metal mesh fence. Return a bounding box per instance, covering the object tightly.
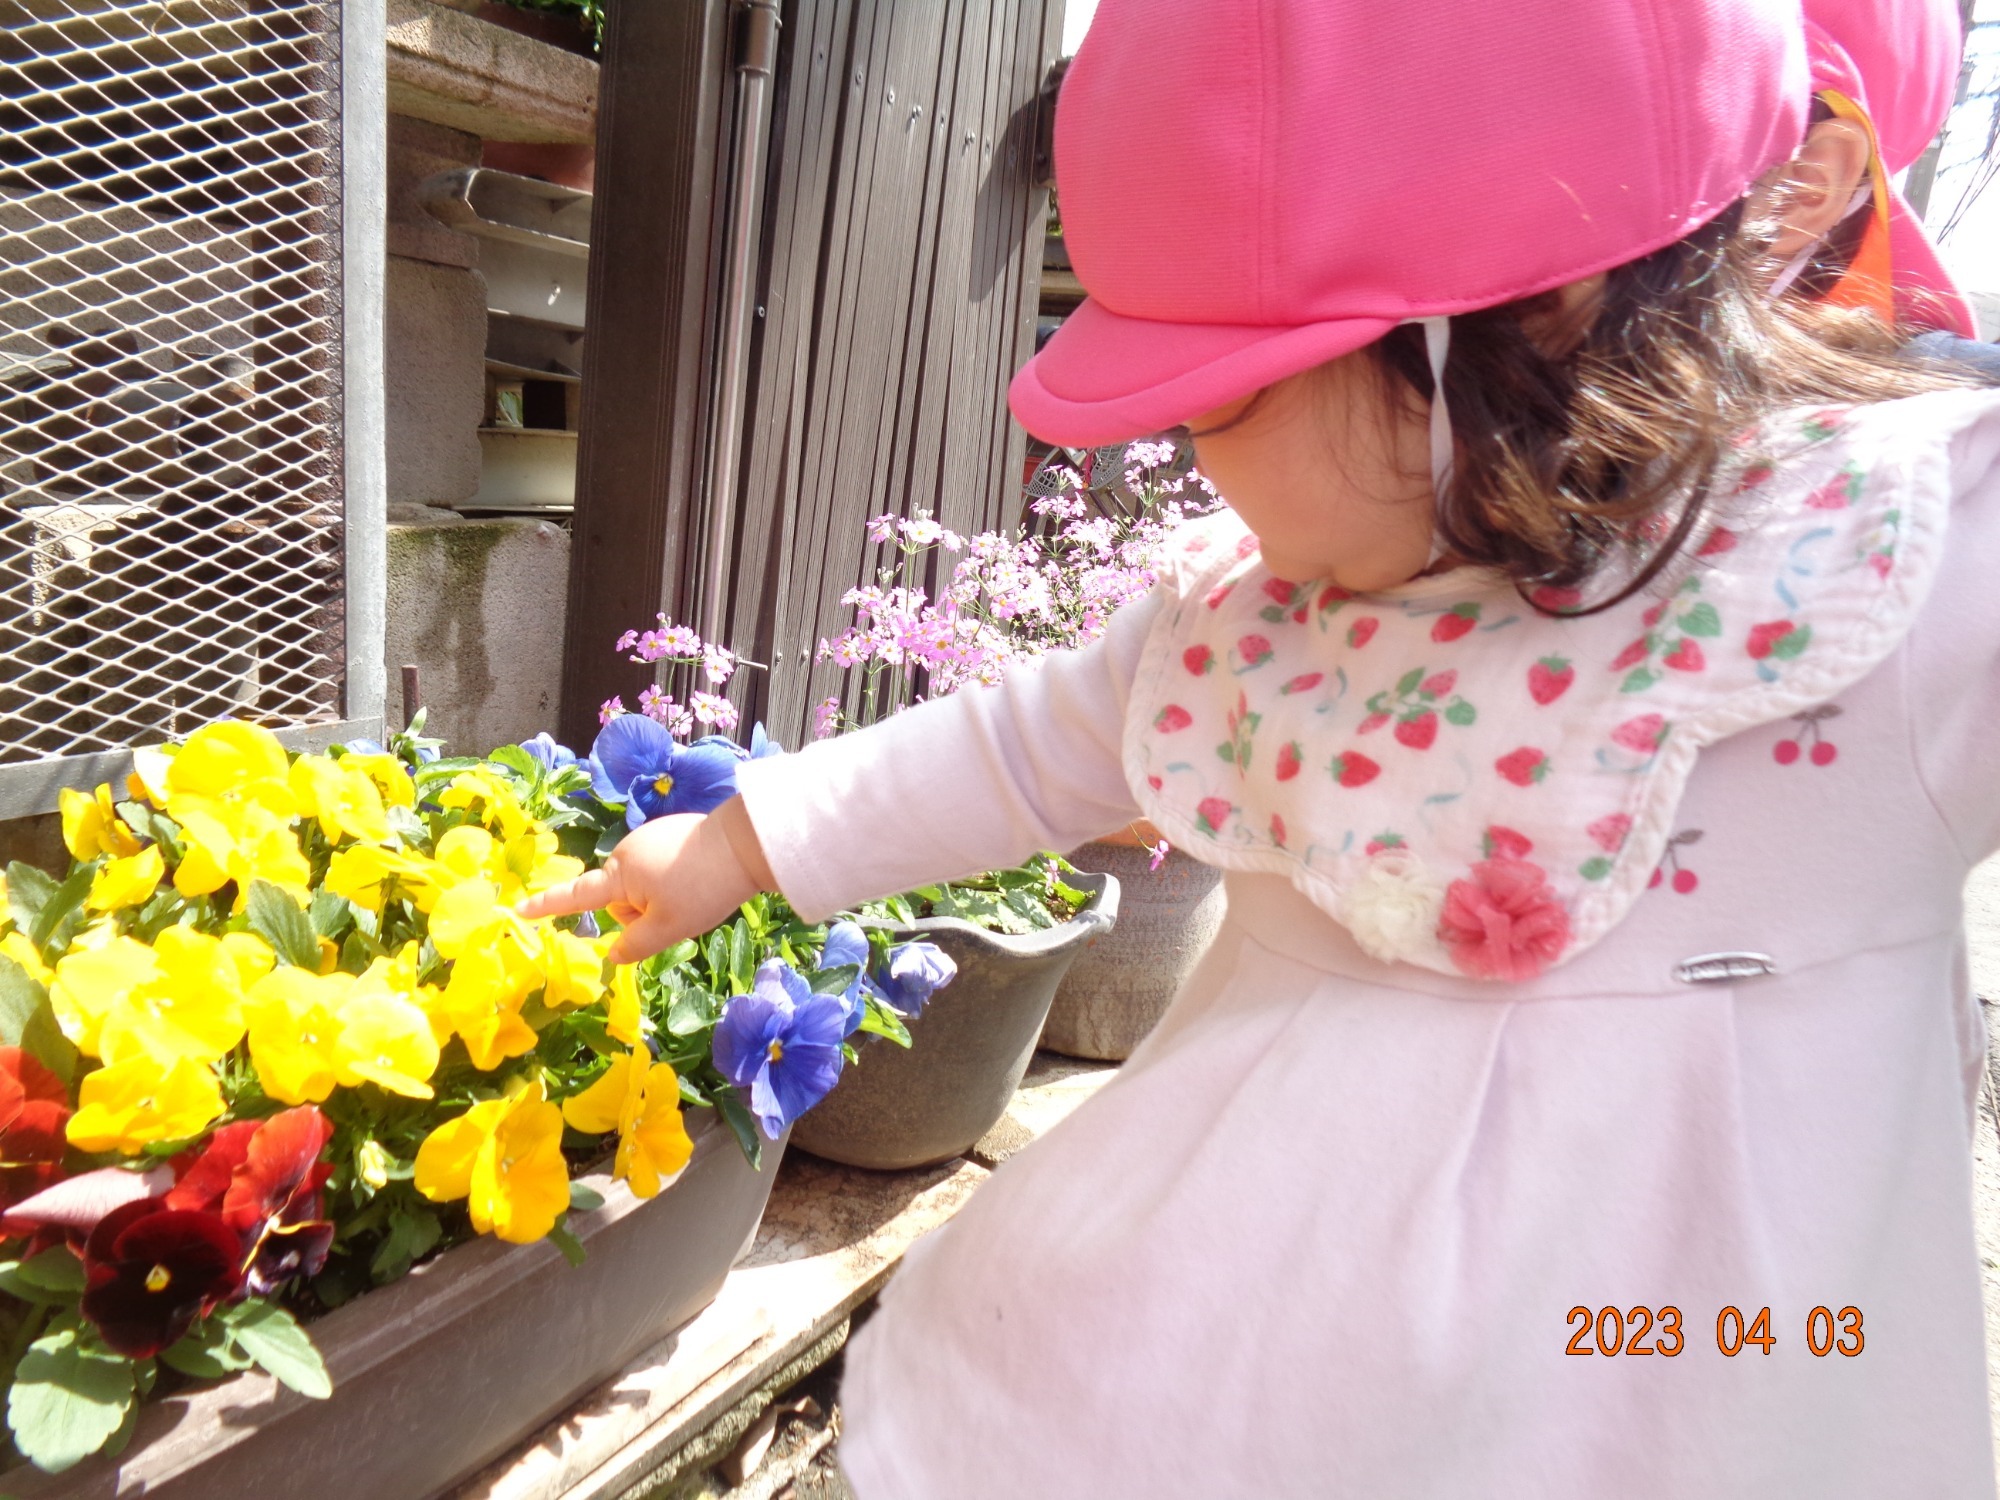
[0,0,345,768]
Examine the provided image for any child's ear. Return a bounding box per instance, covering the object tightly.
[1747,117,1872,261]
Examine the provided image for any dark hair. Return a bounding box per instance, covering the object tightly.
[1368,198,1990,614]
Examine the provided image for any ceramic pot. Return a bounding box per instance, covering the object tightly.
[789,872,1119,1171]
[8,1112,787,1500]
[1042,840,1226,1060]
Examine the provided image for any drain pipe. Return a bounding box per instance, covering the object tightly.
[698,0,782,648]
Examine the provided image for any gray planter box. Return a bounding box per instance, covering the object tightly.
[1043,841,1226,1060]
[8,1111,788,1500]
[790,872,1119,1171]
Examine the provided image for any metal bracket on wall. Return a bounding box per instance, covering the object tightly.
[421,168,594,513]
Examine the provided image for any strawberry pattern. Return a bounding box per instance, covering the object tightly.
[1125,394,1973,981]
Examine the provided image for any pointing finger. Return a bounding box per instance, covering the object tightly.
[517,867,620,920]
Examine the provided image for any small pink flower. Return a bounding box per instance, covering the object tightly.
[598,696,626,725]
[1147,840,1170,872]
[1437,859,1571,980]
[812,696,842,739]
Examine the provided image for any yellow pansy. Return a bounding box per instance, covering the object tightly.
[60,784,142,862]
[221,931,276,989]
[128,746,174,808]
[164,720,297,821]
[605,963,645,1047]
[86,845,164,913]
[560,1049,693,1200]
[436,768,531,840]
[290,754,393,846]
[342,753,416,810]
[427,878,536,961]
[333,959,441,1098]
[51,936,160,1057]
[96,926,249,1067]
[500,827,583,903]
[537,927,606,1010]
[1,931,52,988]
[67,1054,225,1154]
[244,967,348,1104]
[323,844,430,912]
[414,1081,571,1243]
[438,945,540,1070]
[172,801,311,907]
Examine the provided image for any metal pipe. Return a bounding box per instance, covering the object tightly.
[698,0,782,648]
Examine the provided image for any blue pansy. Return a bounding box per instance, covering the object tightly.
[876,942,957,1017]
[339,737,388,756]
[749,723,784,760]
[519,732,577,770]
[589,716,744,829]
[711,960,847,1139]
[818,920,880,1037]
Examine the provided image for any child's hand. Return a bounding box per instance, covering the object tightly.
[516,797,775,964]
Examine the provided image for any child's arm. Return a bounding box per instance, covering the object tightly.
[521,590,1160,960]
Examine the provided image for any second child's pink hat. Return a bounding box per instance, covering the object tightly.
[1010,0,1816,447]
[1802,0,1977,337]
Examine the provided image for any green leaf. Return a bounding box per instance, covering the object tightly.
[1771,623,1812,661]
[116,801,183,858]
[15,1248,84,1295]
[665,982,718,1038]
[368,1205,442,1283]
[7,1326,136,1473]
[712,1090,764,1171]
[727,922,755,998]
[1679,601,1722,638]
[220,1300,331,1399]
[308,890,353,941]
[0,1264,70,1307]
[485,745,540,779]
[858,996,912,1048]
[1395,667,1424,696]
[4,863,55,934]
[1578,856,1613,882]
[1619,667,1658,694]
[30,865,94,955]
[546,1221,586,1268]
[0,955,75,1083]
[1443,700,1477,727]
[659,939,699,968]
[807,963,860,998]
[593,821,626,860]
[161,1320,255,1380]
[246,881,320,970]
[568,1182,605,1213]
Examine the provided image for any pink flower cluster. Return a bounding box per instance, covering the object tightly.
[814,445,1221,725]
[601,617,742,737]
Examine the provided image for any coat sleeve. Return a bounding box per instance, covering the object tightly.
[1908,409,2000,866]
[733,591,1160,921]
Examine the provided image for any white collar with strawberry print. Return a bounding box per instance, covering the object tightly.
[1123,388,2000,981]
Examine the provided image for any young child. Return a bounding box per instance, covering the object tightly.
[526,0,2000,1493]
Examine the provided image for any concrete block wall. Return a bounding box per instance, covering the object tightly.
[385,507,570,754]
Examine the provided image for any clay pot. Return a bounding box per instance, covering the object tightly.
[789,872,1119,1171]
[1041,840,1226,1060]
[7,1112,787,1500]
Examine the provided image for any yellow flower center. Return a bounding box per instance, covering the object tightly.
[652,773,674,797]
[145,1264,172,1293]
[766,1039,784,1063]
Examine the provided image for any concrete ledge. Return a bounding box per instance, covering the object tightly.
[387,0,597,144]
[449,1054,1118,1500]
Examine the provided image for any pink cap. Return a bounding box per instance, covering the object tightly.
[1010,0,1814,447]
[1802,1,1977,337]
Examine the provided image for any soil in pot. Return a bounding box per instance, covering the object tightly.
[1043,840,1226,1060]
[6,1113,789,1500]
[790,871,1119,1172]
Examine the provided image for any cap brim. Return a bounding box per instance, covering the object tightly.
[1009,296,1399,448]
[1887,182,1977,339]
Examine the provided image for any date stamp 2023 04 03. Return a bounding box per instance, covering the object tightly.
[1565,1305,1865,1359]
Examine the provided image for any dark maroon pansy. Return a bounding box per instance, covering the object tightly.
[80,1200,243,1359]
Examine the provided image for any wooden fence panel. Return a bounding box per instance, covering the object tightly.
[562,0,1059,750]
